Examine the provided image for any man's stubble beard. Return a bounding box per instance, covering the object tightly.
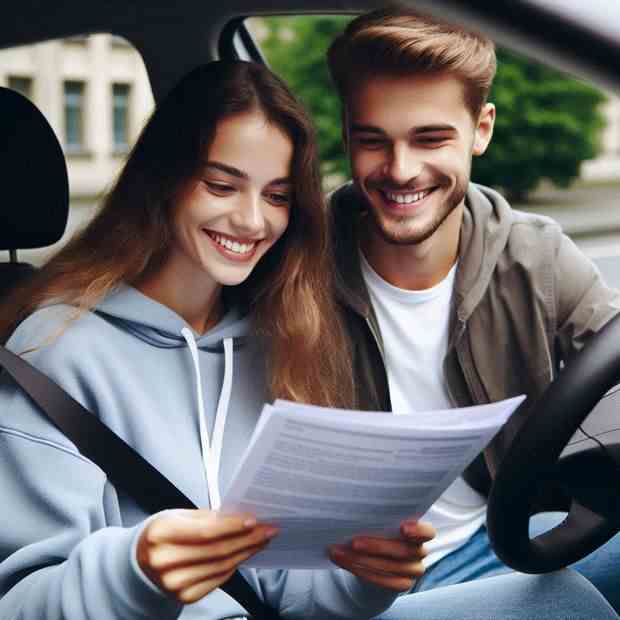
[367,179,468,247]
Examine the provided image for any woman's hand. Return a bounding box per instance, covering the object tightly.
[328,519,435,592]
[137,509,278,603]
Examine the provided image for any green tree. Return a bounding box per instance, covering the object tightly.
[260,16,352,181]
[259,16,606,199]
[473,50,606,201]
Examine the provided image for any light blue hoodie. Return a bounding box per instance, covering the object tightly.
[0,285,398,619]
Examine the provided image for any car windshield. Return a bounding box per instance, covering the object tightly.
[2,15,618,280]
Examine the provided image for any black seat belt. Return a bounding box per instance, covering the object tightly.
[0,345,279,620]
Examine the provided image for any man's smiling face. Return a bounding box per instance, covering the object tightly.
[346,72,494,247]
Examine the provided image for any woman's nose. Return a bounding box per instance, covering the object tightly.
[231,193,265,236]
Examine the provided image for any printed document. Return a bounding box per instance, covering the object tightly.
[222,396,525,568]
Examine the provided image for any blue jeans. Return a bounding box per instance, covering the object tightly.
[376,513,620,619]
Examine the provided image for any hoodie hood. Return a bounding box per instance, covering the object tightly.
[96,283,251,510]
[329,181,514,323]
[95,284,250,349]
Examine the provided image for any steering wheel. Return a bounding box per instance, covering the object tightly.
[487,313,620,573]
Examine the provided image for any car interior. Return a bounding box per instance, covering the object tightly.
[1,0,619,580]
[0,87,69,300]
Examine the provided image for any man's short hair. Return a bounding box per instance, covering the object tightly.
[327,5,497,119]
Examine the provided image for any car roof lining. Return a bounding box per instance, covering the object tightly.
[0,0,376,50]
[2,0,619,100]
[0,0,383,98]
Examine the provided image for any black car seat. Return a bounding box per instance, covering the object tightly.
[0,87,69,299]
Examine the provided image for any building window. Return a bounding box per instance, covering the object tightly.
[8,76,33,99]
[112,83,131,152]
[64,80,85,153]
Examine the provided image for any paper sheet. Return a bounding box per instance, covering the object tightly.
[222,395,525,568]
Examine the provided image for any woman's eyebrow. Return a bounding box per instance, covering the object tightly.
[269,177,293,186]
[204,162,291,186]
[205,161,248,179]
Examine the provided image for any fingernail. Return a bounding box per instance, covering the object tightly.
[403,521,419,535]
[264,526,279,539]
[244,518,257,528]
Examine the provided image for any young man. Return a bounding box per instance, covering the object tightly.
[326,6,620,616]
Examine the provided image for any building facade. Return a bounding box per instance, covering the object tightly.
[0,34,154,264]
[0,34,154,202]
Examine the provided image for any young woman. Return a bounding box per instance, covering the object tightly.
[0,60,430,620]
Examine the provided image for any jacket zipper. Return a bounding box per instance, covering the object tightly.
[443,319,465,408]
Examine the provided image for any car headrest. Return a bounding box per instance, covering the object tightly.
[0,87,69,251]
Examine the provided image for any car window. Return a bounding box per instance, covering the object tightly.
[246,15,354,189]
[0,34,154,266]
[245,14,620,288]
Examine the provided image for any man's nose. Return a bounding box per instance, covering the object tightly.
[384,142,423,186]
[231,193,265,236]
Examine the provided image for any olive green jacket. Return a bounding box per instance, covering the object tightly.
[330,182,620,493]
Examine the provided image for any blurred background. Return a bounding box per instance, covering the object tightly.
[2,15,619,273]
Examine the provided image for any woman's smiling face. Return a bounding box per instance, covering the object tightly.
[168,109,293,288]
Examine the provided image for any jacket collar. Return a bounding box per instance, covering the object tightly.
[329,183,372,317]
[329,181,514,322]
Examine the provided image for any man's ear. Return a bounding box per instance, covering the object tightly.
[473,102,495,156]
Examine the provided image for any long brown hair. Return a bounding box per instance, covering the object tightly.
[1,60,355,408]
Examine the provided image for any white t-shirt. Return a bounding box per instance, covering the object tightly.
[361,252,486,568]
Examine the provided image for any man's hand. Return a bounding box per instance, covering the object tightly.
[328,519,435,592]
[137,509,278,603]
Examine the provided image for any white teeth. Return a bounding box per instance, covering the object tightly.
[386,189,430,204]
[209,232,255,254]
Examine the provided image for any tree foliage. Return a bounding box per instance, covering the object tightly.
[474,50,606,200]
[260,16,352,181]
[259,16,606,199]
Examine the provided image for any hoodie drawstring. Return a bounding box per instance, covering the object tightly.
[181,327,234,511]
